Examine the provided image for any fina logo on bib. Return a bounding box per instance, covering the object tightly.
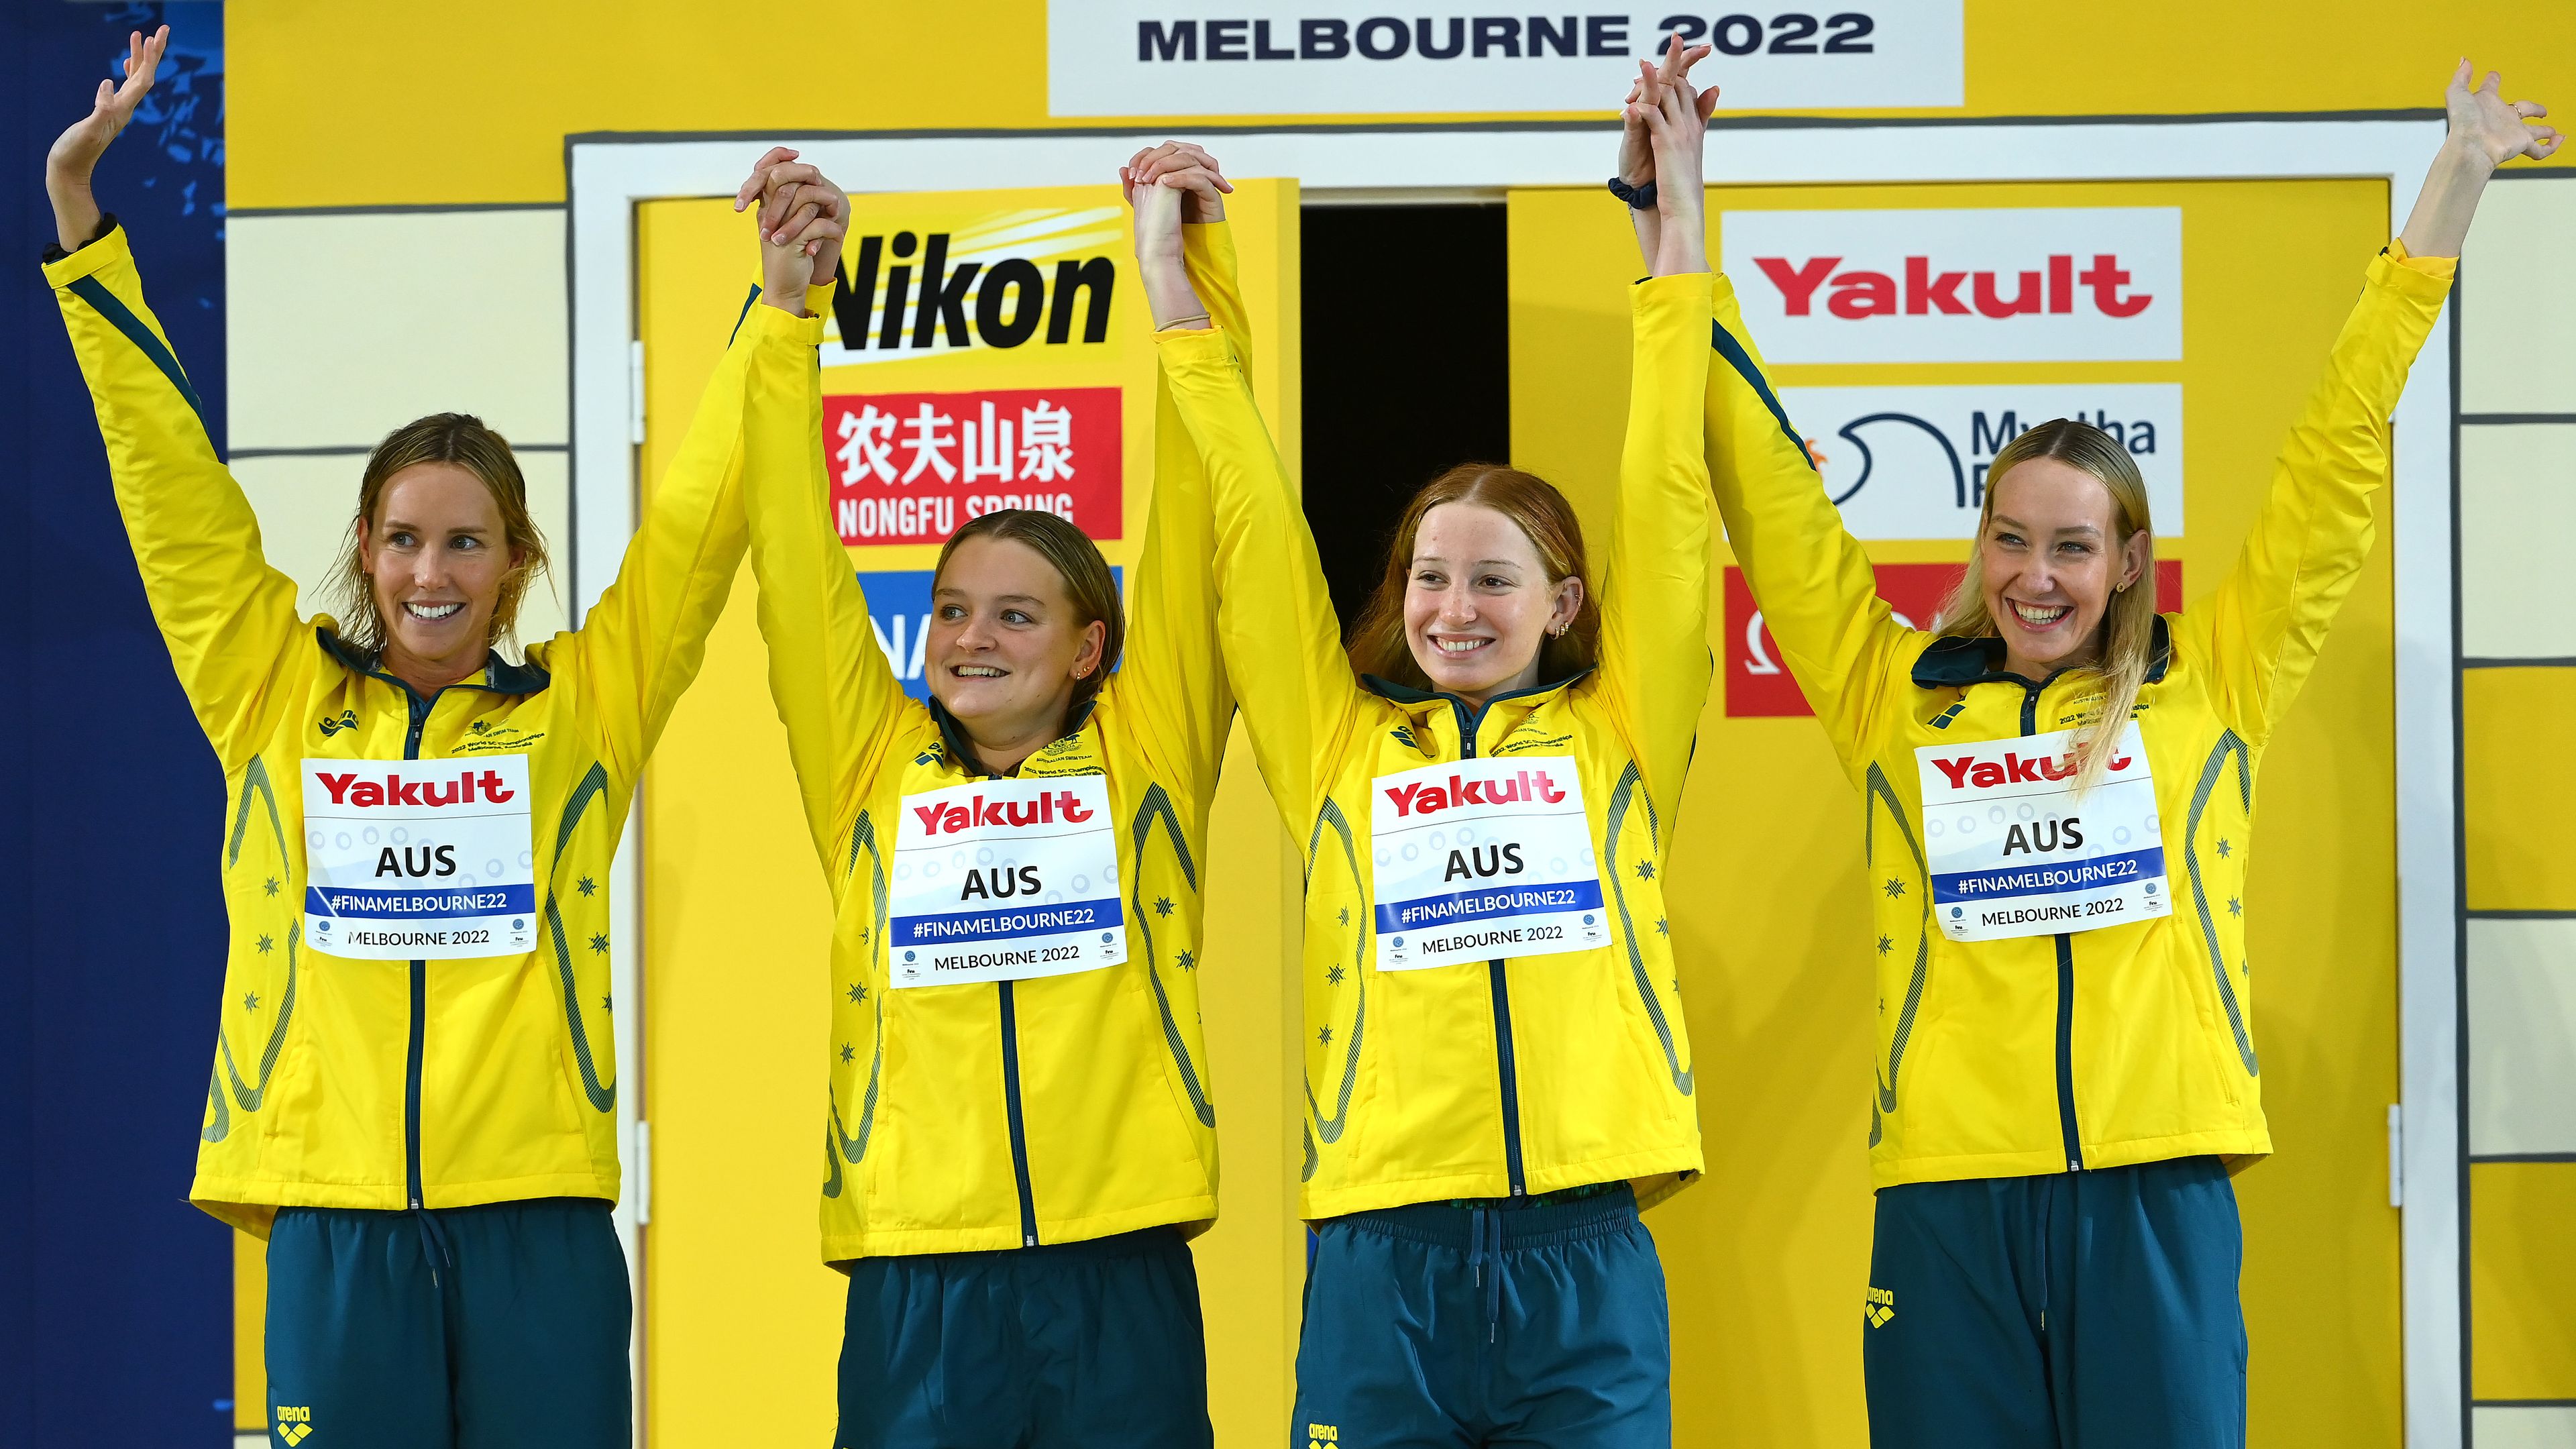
[1915,722,2171,943]
[1369,757,1607,971]
[888,775,1127,988]
[301,755,537,960]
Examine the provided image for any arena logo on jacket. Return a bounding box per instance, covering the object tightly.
[1721,207,2182,363]
[1047,3,1964,114]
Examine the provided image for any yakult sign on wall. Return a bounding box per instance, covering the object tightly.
[1721,207,2183,363]
[1049,3,1963,115]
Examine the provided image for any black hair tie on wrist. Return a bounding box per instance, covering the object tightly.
[1607,176,1658,211]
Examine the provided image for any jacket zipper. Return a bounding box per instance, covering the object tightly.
[2017,684,2084,1174]
[402,688,432,1210]
[997,980,1040,1246]
[1454,700,1529,1198]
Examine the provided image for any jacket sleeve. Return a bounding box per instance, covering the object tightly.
[2175,244,2454,744]
[566,284,830,786]
[744,290,914,881]
[1110,221,1251,792]
[47,225,306,769]
[1596,273,1717,828]
[1156,323,1359,835]
[1705,271,1918,771]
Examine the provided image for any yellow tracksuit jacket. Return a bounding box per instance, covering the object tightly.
[1161,272,1715,1219]
[751,225,1245,1260]
[1703,244,2453,1188]
[48,223,826,1232]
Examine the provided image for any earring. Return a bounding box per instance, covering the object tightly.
[1548,622,1569,638]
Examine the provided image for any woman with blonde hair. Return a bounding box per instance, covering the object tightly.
[1650,55,2557,1447]
[44,27,840,1446]
[1140,53,1717,1442]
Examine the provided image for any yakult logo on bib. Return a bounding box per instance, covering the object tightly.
[301,755,537,960]
[1381,765,1569,818]
[1721,207,2183,363]
[889,775,1127,988]
[912,785,1096,835]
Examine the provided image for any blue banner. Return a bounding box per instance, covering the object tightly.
[305,884,537,919]
[1931,846,2165,904]
[1374,878,1607,935]
[890,896,1124,947]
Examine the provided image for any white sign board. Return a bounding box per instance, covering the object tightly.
[1721,207,2184,363]
[1776,383,2185,537]
[1048,3,1964,117]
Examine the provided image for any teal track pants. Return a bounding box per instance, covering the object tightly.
[263,1197,631,1449]
[835,1226,1212,1449]
[1291,1185,1670,1449]
[1863,1155,2247,1449]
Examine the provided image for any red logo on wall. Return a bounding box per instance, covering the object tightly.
[823,386,1122,545]
[1725,559,2183,718]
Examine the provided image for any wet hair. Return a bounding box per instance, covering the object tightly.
[1933,417,2156,790]
[1346,463,1599,691]
[324,413,551,655]
[934,509,1126,713]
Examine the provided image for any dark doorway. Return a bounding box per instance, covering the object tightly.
[1299,203,1510,633]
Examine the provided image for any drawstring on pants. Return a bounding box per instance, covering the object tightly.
[413,1204,453,1287]
[1466,1205,1504,1342]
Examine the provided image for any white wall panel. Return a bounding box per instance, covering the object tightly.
[2469,916,2576,1157]
[2475,1405,2576,1449]
[2462,178,2576,416]
[227,208,568,449]
[2460,423,2576,660]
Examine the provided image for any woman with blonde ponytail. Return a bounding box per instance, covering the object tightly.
[1643,52,2557,1449]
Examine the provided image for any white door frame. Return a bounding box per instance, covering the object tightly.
[565,113,2463,1447]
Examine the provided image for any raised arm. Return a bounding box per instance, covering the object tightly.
[1106,146,1246,788]
[2180,67,2545,740]
[1597,74,1717,826]
[569,152,841,784]
[1136,174,1357,829]
[1622,54,1912,768]
[45,25,305,768]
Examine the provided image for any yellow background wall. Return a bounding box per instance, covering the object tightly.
[208,5,2576,1444]
[226,2,2571,207]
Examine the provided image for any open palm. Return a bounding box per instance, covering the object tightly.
[2447,60,2561,165]
[48,25,166,189]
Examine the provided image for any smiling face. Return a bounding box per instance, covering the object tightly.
[358,462,523,689]
[1402,502,1583,705]
[1977,456,2151,680]
[928,534,1106,759]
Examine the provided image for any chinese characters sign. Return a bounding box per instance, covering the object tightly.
[824,386,1124,545]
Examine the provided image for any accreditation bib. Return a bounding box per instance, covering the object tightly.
[1917,722,2171,943]
[1368,756,1608,971]
[302,756,539,960]
[888,775,1126,989]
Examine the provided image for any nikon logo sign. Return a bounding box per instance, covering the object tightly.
[820,207,1128,366]
[1046,1,1962,115]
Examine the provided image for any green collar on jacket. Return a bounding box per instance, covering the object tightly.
[315,625,553,698]
[1909,614,2173,692]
